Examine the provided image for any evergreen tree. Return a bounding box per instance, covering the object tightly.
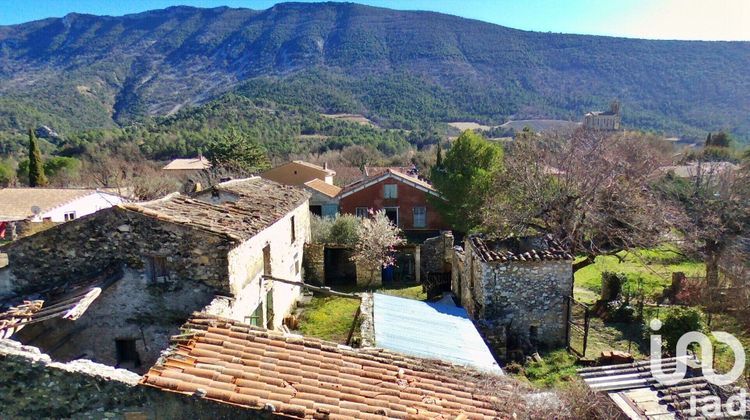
[204,128,270,174]
[429,130,503,233]
[27,128,47,187]
[435,142,443,168]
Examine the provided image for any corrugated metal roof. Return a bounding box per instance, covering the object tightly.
[577,357,749,419]
[373,293,502,374]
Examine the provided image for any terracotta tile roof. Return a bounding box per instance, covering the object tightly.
[141,313,514,419]
[469,235,573,263]
[0,188,121,221]
[124,178,309,243]
[162,156,211,171]
[303,179,342,198]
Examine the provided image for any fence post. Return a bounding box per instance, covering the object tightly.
[582,305,589,358]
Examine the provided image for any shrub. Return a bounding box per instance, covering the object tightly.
[310,215,333,243]
[329,214,360,245]
[309,214,360,245]
[660,307,705,354]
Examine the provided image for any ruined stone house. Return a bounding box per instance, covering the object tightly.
[452,235,573,358]
[0,177,310,373]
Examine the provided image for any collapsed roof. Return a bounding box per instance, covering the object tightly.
[468,235,573,263]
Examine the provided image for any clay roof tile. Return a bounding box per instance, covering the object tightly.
[141,314,509,419]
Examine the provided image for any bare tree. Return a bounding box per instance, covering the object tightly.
[484,129,673,272]
[655,158,750,311]
[350,210,405,285]
[80,153,181,201]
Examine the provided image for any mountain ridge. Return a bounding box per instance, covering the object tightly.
[1,2,749,139]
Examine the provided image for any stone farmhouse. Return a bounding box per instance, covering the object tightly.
[0,177,310,373]
[453,234,573,358]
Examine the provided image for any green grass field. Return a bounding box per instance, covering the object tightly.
[575,245,705,300]
[298,296,361,343]
[297,282,426,343]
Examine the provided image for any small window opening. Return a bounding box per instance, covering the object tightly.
[148,256,169,283]
[266,289,274,329]
[64,211,76,221]
[529,326,539,346]
[263,245,272,277]
[115,339,141,368]
[290,216,296,242]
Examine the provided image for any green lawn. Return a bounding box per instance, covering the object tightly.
[297,282,426,344]
[378,283,427,300]
[575,245,705,300]
[298,296,360,343]
[523,350,580,387]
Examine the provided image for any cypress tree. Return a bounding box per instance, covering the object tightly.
[28,128,47,187]
[435,142,443,168]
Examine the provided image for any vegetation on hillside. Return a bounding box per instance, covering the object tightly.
[1,3,749,141]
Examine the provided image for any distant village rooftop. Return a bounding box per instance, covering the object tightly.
[303,178,341,198]
[0,188,127,222]
[162,156,211,171]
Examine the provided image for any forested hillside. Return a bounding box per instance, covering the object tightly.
[1,2,749,140]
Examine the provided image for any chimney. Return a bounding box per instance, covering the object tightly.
[324,162,329,170]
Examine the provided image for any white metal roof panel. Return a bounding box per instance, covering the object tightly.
[373,293,502,374]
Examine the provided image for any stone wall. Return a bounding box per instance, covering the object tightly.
[420,231,454,276]
[0,339,267,419]
[356,261,382,287]
[226,202,309,330]
[455,246,485,319]
[2,207,233,295]
[302,243,325,285]
[480,260,572,349]
[455,242,573,354]
[14,268,217,373]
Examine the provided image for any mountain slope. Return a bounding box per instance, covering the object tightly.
[1,2,749,138]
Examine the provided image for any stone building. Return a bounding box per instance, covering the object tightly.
[0,177,310,373]
[583,101,621,130]
[452,235,573,358]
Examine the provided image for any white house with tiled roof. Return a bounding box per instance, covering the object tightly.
[0,188,127,224]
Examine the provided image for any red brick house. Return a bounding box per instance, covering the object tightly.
[338,169,447,236]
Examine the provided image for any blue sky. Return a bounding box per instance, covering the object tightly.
[1,0,748,41]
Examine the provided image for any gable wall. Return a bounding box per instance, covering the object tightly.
[262,163,329,186]
[225,200,310,329]
[37,192,126,222]
[338,177,446,231]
